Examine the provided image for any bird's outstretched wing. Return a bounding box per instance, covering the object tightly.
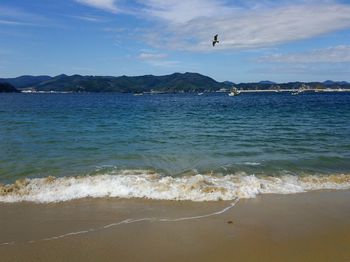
[214,34,218,41]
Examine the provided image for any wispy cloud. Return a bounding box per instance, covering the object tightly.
[147,60,180,67]
[0,5,45,20]
[75,0,118,13]
[73,1,350,51]
[137,0,350,51]
[259,45,350,63]
[67,14,107,22]
[140,0,235,24]
[138,52,167,60]
[0,19,35,26]
[0,5,49,27]
[137,52,179,67]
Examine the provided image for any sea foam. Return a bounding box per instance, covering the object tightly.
[1,170,350,203]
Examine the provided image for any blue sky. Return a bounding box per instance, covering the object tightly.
[0,0,350,82]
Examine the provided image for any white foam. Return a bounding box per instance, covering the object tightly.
[1,171,350,203]
[243,162,261,166]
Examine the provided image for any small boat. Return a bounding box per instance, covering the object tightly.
[292,83,309,95]
[228,87,240,96]
[133,93,143,96]
[291,89,304,95]
[198,92,204,96]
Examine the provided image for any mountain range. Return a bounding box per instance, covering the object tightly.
[0,73,349,93]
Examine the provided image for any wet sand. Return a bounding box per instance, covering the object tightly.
[1,190,350,262]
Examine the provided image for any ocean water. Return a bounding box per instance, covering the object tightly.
[0,92,350,202]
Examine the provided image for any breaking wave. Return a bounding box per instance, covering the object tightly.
[1,170,350,203]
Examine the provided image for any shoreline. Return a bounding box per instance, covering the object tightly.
[2,173,350,203]
[1,190,350,261]
[5,88,350,94]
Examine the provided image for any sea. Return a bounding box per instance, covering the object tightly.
[0,92,350,203]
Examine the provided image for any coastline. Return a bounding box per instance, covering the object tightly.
[12,88,350,94]
[1,190,350,261]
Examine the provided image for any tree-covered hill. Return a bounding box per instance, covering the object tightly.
[0,82,20,93]
[32,72,228,93]
[1,73,349,93]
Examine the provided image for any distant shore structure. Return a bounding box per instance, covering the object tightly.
[228,87,240,96]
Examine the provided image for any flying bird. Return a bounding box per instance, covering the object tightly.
[212,34,219,47]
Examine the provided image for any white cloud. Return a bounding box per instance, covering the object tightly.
[138,52,167,60]
[138,1,350,51]
[141,0,235,24]
[147,60,180,67]
[0,5,48,27]
[0,19,35,26]
[137,52,179,67]
[68,15,107,22]
[75,0,118,13]
[74,0,350,52]
[259,45,350,63]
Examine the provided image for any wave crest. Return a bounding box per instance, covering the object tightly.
[1,171,350,203]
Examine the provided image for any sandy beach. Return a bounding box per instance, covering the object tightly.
[1,190,350,262]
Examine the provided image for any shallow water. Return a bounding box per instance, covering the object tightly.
[0,92,349,202]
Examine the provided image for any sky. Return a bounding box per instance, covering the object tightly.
[0,0,350,82]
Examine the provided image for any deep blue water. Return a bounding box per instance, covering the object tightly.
[0,92,349,183]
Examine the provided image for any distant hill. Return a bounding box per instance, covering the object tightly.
[0,82,20,93]
[1,73,349,93]
[31,72,228,93]
[0,75,52,88]
[324,80,335,86]
[259,80,276,85]
[223,81,235,86]
[323,80,349,86]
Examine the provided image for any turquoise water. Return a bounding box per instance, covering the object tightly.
[1,92,350,181]
[0,92,350,202]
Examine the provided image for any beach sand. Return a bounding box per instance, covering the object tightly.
[1,190,350,262]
